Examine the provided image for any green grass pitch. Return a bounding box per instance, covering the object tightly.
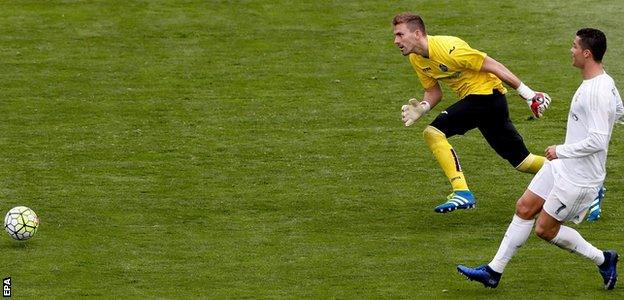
[1,0,624,298]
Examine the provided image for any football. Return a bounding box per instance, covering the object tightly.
[4,206,39,241]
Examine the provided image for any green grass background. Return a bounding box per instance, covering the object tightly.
[1,0,623,298]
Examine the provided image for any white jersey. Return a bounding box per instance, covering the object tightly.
[554,72,623,186]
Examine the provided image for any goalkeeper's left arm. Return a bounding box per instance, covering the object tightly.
[480,56,551,118]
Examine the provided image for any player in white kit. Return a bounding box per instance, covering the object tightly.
[456,28,624,290]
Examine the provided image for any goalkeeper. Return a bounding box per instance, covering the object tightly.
[392,12,551,213]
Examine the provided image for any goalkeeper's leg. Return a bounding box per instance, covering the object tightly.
[423,126,468,191]
[478,112,544,174]
[515,153,545,174]
[477,92,545,174]
[423,125,475,213]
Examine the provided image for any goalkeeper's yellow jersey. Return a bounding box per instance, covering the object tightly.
[409,35,506,100]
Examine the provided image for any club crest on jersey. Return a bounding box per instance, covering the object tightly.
[439,64,449,72]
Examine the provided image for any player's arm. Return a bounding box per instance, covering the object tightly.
[546,131,609,160]
[480,56,522,88]
[480,56,551,118]
[548,89,613,160]
[401,83,442,127]
[615,97,624,122]
[422,82,443,108]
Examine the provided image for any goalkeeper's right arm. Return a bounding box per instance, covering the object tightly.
[401,84,442,127]
[401,99,431,126]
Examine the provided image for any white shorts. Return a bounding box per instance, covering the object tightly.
[527,161,600,224]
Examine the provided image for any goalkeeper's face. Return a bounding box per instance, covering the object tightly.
[393,23,419,56]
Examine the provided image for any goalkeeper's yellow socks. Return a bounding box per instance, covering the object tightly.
[423,126,469,191]
[515,153,545,174]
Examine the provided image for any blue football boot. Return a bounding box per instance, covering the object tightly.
[587,186,606,222]
[599,250,619,290]
[434,190,476,213]
[457,264,501,288]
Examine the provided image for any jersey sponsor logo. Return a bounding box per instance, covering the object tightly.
[449,46,456,54]
[437,71,461,80]
[439,64,449,72]
[422,67,432,72]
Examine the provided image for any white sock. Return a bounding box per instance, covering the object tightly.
[550,225,605,266]
[488,215,535,273]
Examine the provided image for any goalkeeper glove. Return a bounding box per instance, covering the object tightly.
[517,82,551,118]
[529,92,551,118]
[401,98,431,126]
